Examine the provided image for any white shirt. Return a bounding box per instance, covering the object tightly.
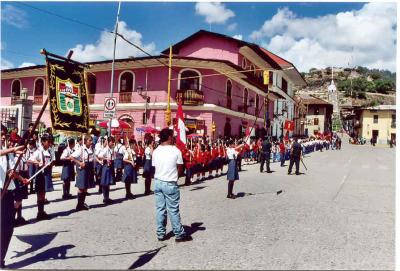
[144,147,152,160]
[71,146,94,162]
[99,146,114,160]
[29,148,53,166]
[123,148,136,162]
[114,143,126,155]
[226,147,239,160]
[0,150,16,190]
[60,146,75,160]
[152,145,183,182]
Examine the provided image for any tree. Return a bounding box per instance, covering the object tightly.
[374,79,394,94]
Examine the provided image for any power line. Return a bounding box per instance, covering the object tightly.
[13,1,266,101]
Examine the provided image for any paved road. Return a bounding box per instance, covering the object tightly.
[5,140,395,269]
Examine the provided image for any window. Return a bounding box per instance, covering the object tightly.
[87,74,97,94]
[119,71,134,92]
[34,78,44,96]
[11,80,21,97]
[243,88,248,113]
[282,78,288,93]
[226,80,232,109]
[392,114,396,128]
[373,115,378,124]
[314,118,319,125]
[180,70,200,90]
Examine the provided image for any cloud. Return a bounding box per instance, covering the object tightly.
[69,21,156,62]
[195,2,235,24]
[250,3,397,72]
[18,62,36,68]
[233,34,243,40]
[1,59,14,70]
[1,4,28,28]
[227,22,237,31]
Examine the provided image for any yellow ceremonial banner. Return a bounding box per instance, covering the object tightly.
[263,70,270,85]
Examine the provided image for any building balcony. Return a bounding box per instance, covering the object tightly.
[119,93,132,103]
[33,96,44,105]
[175,89,204,106]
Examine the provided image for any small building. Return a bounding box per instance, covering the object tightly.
[299,94,333,136]
[357,105,396,145]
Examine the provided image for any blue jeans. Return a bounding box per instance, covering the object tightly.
[154,179,185,239]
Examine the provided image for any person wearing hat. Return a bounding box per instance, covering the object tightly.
[60,138,76,199]
[71,136,95,211]
[28,134,54,220]
[98,136,116,204]
[122,139,137,199]
[226,140,245,199]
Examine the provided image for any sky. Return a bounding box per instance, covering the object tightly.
[1,1,397,72]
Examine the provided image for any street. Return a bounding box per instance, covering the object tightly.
[5,139,395,270]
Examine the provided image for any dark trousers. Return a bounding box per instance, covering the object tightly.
[288,157,300,174]
[1,189,16,266]
[236,156,242,171]
[280,152,285,166]
[259,152,270,172]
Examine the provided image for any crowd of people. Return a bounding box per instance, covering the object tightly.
[0,122,343,268]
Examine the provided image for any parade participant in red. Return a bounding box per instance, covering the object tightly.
[136,141,144,171]
[210,143,219,178]
[217,140,226,175]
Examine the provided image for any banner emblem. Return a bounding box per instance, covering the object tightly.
[56,78,82,115]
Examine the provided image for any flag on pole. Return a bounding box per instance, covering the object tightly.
[284,120,295,131]
[175,101,187,151]
[245,126,251,146]
[46,57,89,133]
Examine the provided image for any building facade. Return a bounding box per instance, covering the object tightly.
[299,94,333,136]
[1,30,306,139]
[357,105,396,145]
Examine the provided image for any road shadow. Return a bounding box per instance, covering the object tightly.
[163,222,206,241]
[128,245,167,269]
[8,244,166,269]
[189,186,207,191]
[11,231,69,259]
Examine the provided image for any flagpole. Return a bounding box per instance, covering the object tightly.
[165,45,172,126]
[109,1,121,136]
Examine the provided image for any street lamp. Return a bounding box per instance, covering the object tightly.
[136,85,150,124]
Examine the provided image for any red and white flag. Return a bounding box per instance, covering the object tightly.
[245,126,252,146]
[175,101,187,151]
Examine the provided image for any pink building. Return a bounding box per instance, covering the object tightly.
[1,30,306,139]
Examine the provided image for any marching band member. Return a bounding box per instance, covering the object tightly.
[210,143,219,178]
[99,136,116,204]
[143,140,154,195]
[60,138,76,199]
[13,146,29,226]
[114,138,125,183]
[71,136,95,211]
[27,139,37,194]
[226,140,245,199]
[29,134,54,220]
[94,136,105,194]
[122,139,137,199]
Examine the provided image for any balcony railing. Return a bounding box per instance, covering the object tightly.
[34,96,43,105]
[119,93,132,103]
[88,94,95,104]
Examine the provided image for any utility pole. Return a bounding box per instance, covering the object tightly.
[165,46,172,126]
[108,1,121,136]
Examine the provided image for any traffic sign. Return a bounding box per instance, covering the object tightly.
[104,97,117,118]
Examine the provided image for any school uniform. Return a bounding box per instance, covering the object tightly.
[72,146,95,189]
[26,148,37,194]
[98,146,115,203]
[13,152,28,201]
[60,146,75,198]
[122,148,138,184]
[94,143,103,190]
[114,143,125,182]
[30,148,54,193]
[226,147,239,181]
[143,147,154,178]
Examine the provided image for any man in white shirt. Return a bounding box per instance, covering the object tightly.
[152,128,192,243]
